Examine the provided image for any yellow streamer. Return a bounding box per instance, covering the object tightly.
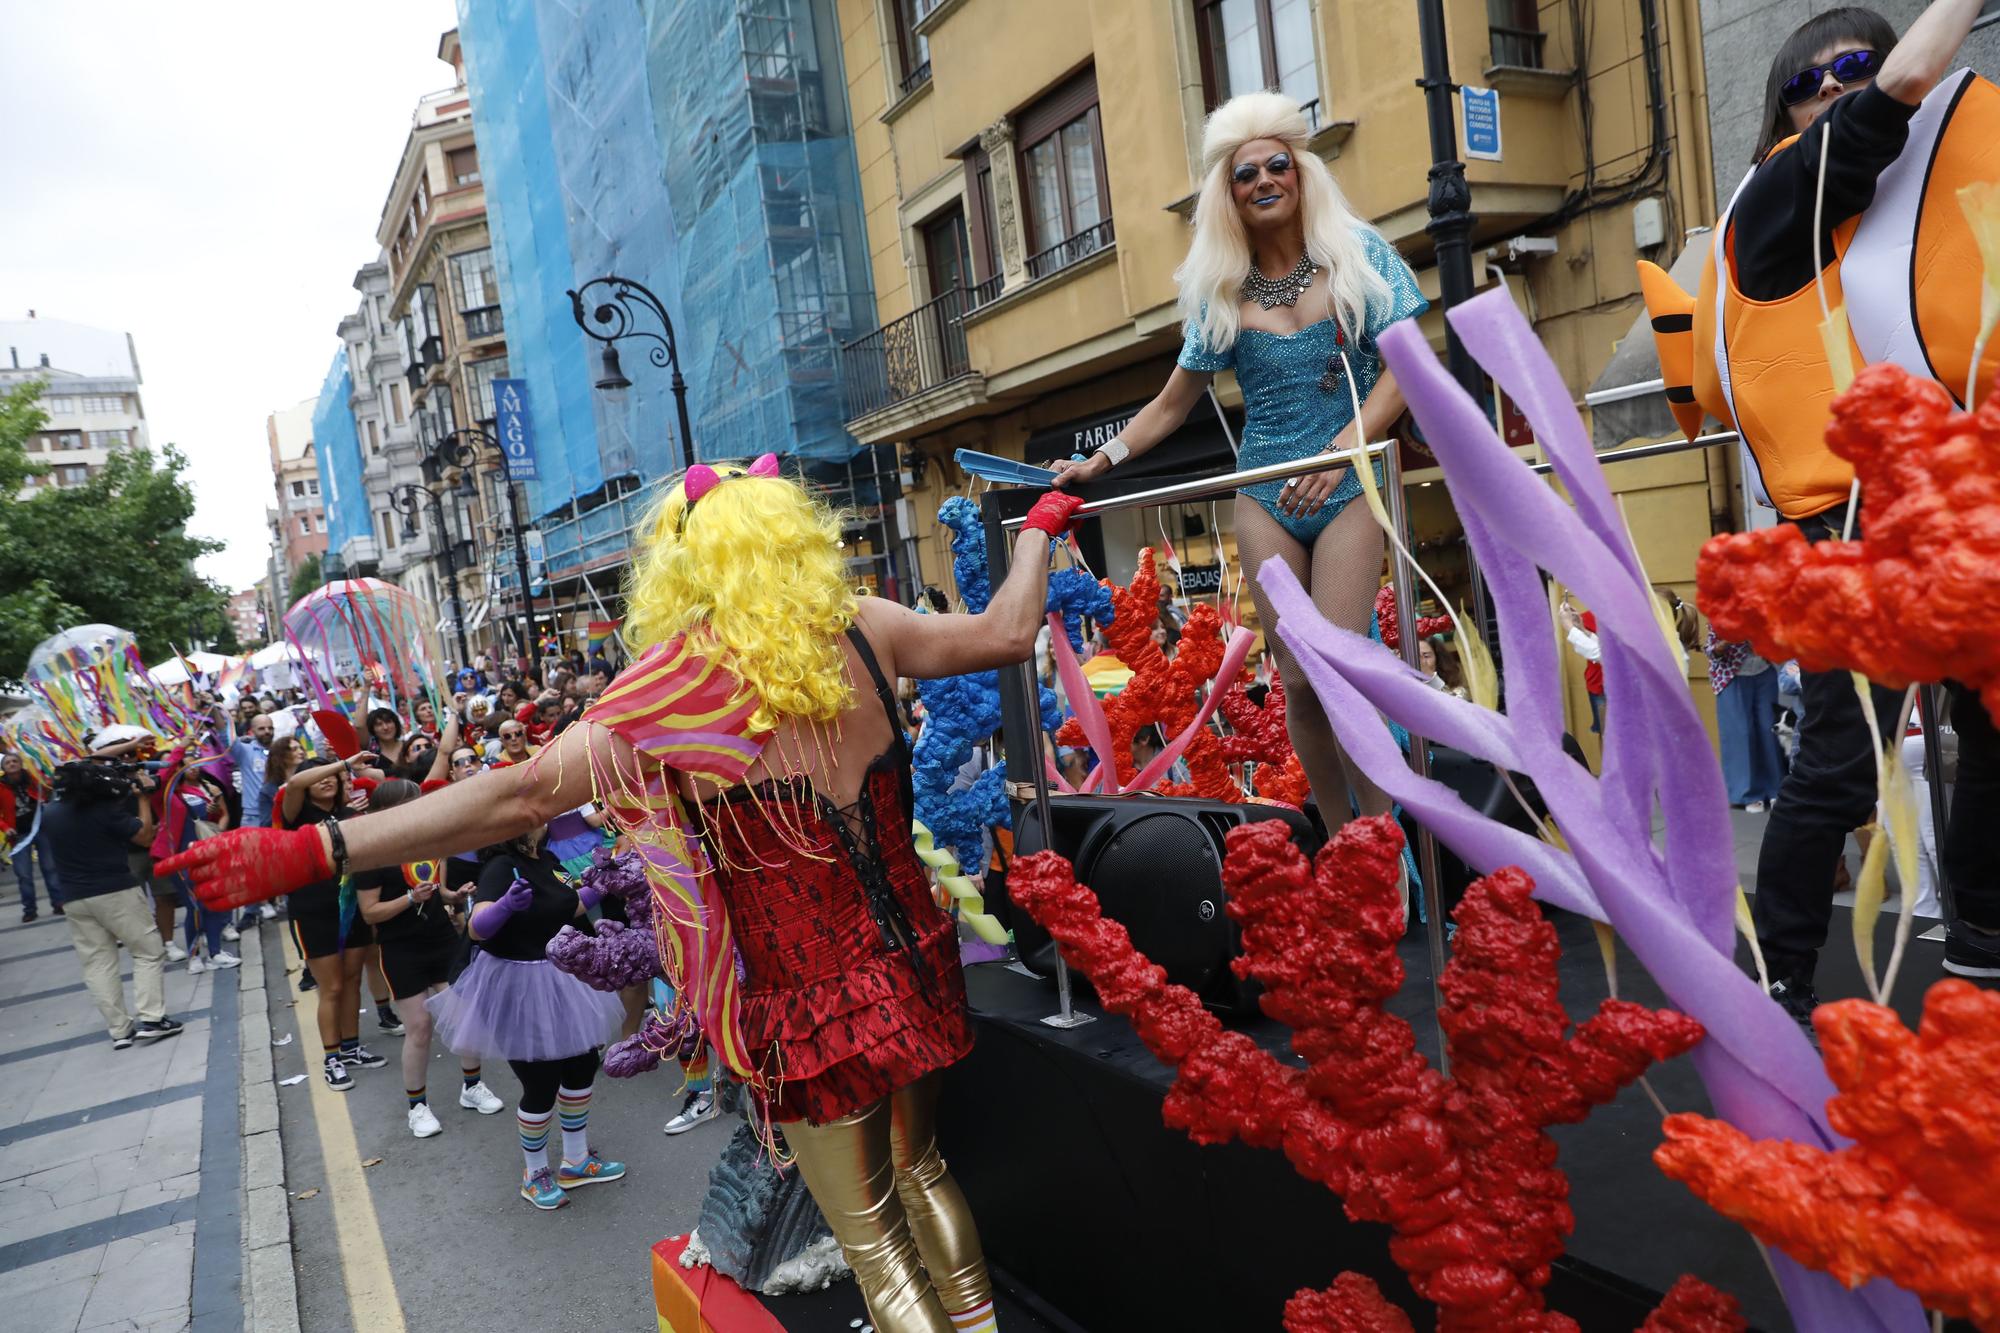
[1958,181,2000,406]
[1818,306,1858,395]
[1850,824,1890,1004]
[910,820,1009,946]
[1735,886,1769,995]
[1591,920,1619,1000]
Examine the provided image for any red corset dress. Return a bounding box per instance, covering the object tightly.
[704,634,973,1125]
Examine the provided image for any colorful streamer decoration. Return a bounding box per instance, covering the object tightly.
[909,819,1007,946]
[282,578,442,719]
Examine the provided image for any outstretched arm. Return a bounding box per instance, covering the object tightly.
[1878,0,1986,105]
[1049,366,1211,489]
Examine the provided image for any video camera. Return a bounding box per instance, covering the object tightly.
[51,757,159,802]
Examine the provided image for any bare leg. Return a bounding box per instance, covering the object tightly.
[1237,497,1391,830]
[305,954,346,1052]
[396,989,434,1094]
[339,949,365,1043]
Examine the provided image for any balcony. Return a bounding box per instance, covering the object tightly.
[1489,24,1546,70]
[965,272,1003,313]
[840,286,972,421]
[898,60,931,100]
[461,305,503,340]
[1024,217,1116,282]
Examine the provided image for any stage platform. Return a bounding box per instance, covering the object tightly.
[937,903,1962,1333]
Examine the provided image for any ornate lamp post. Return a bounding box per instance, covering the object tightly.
[434,426,538,668]
[388,481,471,668]
[567,275,697,471]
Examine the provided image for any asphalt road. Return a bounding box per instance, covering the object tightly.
[257,923,730,1333]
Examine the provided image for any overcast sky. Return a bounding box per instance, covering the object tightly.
[0,0,462,590]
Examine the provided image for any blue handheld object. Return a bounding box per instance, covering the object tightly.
[953,449,1059,488]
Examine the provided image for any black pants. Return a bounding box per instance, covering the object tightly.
[1945,681,2000,929]
[1751,507,1906,984]
[508,1049,599,1116]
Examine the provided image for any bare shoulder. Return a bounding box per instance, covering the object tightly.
[850,598,906,681]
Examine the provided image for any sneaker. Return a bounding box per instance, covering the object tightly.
[298,971,317,994]
[1767,977,1820,1040]
[222,923,241,942]
[521,1167,568,1210]
[375,1005,405,1036]
[556,1151,627,1189]
[21,909,37,923]
[662,1089,718,1136]
[52,904,64,917]
[342,1043,387,1070]
[1745,800,1768,814]
[324,1055,353,1091]
[459,1081,504,1115]
[134,1018,183,1042]
[209,951,241,970]
[1943,925,2000,978]
[258,903,278,921]
[111,1031,135,1051]
[408,1103,443,1138]
[187,955,206,975]
[163,942,188,963]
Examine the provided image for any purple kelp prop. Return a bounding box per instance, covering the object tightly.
[546,920,658,992]
[1261,289,1922,1333]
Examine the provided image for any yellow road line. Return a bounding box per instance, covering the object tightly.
[279,930,407,1333]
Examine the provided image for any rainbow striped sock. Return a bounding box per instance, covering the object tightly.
[556,1085,592,1166]
[949,1299,998,1332]
[407,1087,427,1108]
[680,1051,712,1094]
[518,1106,553,1172]
[462,1067,482,1090]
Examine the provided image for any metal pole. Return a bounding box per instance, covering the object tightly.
[436,494,471,668]
[507,479,537,669]
[1917,684,1957,923]
[671,367,696,471]
[1382,439,1451,1075]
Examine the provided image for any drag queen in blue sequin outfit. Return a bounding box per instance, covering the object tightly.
[1052,90,1427,830]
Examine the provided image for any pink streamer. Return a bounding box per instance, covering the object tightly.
[1124,627,1256,792]
[1046,613,1123,791]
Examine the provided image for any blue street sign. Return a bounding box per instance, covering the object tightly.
[493,378,537,480]
[1461,85,1502,162]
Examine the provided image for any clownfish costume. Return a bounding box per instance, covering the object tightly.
[1640,68,2000,519]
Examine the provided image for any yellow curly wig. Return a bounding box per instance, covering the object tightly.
[623,464,857,732]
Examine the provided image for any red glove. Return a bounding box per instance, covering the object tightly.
[1022,490,1087,540]
[154,826,333,912]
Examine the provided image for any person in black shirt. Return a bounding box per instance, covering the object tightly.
[2,751,62,920]
[41,746,184,1048]
[278,756,385,1089]
[353,779,502,1137]
[426,824,625,1210]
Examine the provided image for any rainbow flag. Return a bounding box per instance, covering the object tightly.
[586,619,623,657]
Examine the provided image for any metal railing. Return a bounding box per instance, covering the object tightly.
[1490,24,1546,68]
[899,60,932,98]
[1025,217,1115,281]
[461,305,503,339]
[966,272,1004,311]
[1300,97,1322,131]
[840,285,972,420]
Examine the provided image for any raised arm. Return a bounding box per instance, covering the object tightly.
[281,757,350,825]
[1878,0,1985,105]
[1048,366,1212,489]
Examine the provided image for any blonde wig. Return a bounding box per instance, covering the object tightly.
[1177,90,1392,355]
[623,464,857,732]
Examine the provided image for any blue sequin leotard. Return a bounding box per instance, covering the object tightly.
[1178,228,1428,543]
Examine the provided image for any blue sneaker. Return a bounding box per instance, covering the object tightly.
[556,1151,626,1189]
[520,1167,568,1210]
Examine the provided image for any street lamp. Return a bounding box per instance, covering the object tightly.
[567,275,697,471]
[389,481,471,668]
[435,426,537,670]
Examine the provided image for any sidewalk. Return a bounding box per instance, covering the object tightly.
[0,871,297,1333]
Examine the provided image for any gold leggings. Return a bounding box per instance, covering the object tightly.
[781,1071,991,1333]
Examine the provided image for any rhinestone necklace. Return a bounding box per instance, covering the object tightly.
[1241,253,1319,310]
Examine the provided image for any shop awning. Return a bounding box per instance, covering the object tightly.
[1023,393,1237,482]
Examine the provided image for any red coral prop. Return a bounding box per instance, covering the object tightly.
[1375,583,1456,655]
[1055,549,1241,799]
[1284,1274,1415,1333]
[1696,364,2000,715]
[1218,675,1312,806]
[1655,979,2000,1328]
[1010,816,1715,1330]
[1637,1276,1747,1333]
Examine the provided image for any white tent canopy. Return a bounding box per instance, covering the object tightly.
[146,651,240,687]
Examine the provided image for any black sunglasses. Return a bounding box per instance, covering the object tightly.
[1780,48,1882,106]
[1231,152,1295,187]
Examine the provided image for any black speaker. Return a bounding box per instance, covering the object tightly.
[1006,794,1317,1013]
[1419,738,1584,914]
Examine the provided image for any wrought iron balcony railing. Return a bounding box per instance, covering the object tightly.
[1490,24,1546,68]
[1024,216,1116,282]
[840,285,971,421]
[461,305,504,339]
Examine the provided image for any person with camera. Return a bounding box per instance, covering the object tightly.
[41,726,184,1049]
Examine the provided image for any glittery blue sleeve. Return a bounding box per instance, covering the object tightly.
[1177,310,1233,373]
[1361,229,1429,345]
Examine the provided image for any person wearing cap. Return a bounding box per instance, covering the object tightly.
[41,729,184,1048]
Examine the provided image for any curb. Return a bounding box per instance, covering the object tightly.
[238,921,301,1333]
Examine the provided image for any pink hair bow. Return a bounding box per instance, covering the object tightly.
[683,452,781,504]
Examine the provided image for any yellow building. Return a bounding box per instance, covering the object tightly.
[838,0,1723,755]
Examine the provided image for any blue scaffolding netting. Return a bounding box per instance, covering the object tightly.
[311,348,369,572]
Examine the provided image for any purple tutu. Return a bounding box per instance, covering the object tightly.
[427,953,625,1063]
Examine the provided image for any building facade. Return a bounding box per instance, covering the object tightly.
[1,313,150,497]
[333,258,427,588]
[266,397,326,591]
[227,588,266,646]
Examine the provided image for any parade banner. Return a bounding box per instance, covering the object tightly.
[494,377,537,480]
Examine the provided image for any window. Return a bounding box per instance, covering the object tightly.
[79,394,124,413]
[308,479,320,495]
[291,481,306,498]
[25,435,44,453]
[466,357,507,423]
[52,433,84,451]
[41,396,76,415]
[1196,0,1320,110]
[449,145,481,186]
[87,430,126,449]
[892,0,930,97]
[367,419,381,454]
[58,464,89,486]
[300,515,313,536]
[451,248,495,311]
[390,382,407,424]
[963,151,1002,291]
[1017,69,1112,274]
[920,206,971,300]
[416,173,430,217]
[1487,0,1545,68]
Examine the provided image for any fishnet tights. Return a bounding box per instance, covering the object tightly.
[1236,494,1391,829]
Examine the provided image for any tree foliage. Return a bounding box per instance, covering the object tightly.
[0,379,234,677]
[288,551,322,608]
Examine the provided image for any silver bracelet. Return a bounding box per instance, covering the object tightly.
[1099,436,1130,467]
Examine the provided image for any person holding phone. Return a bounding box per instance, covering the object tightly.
[278,755,385,1089]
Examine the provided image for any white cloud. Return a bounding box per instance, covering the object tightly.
[0,0,462,591]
